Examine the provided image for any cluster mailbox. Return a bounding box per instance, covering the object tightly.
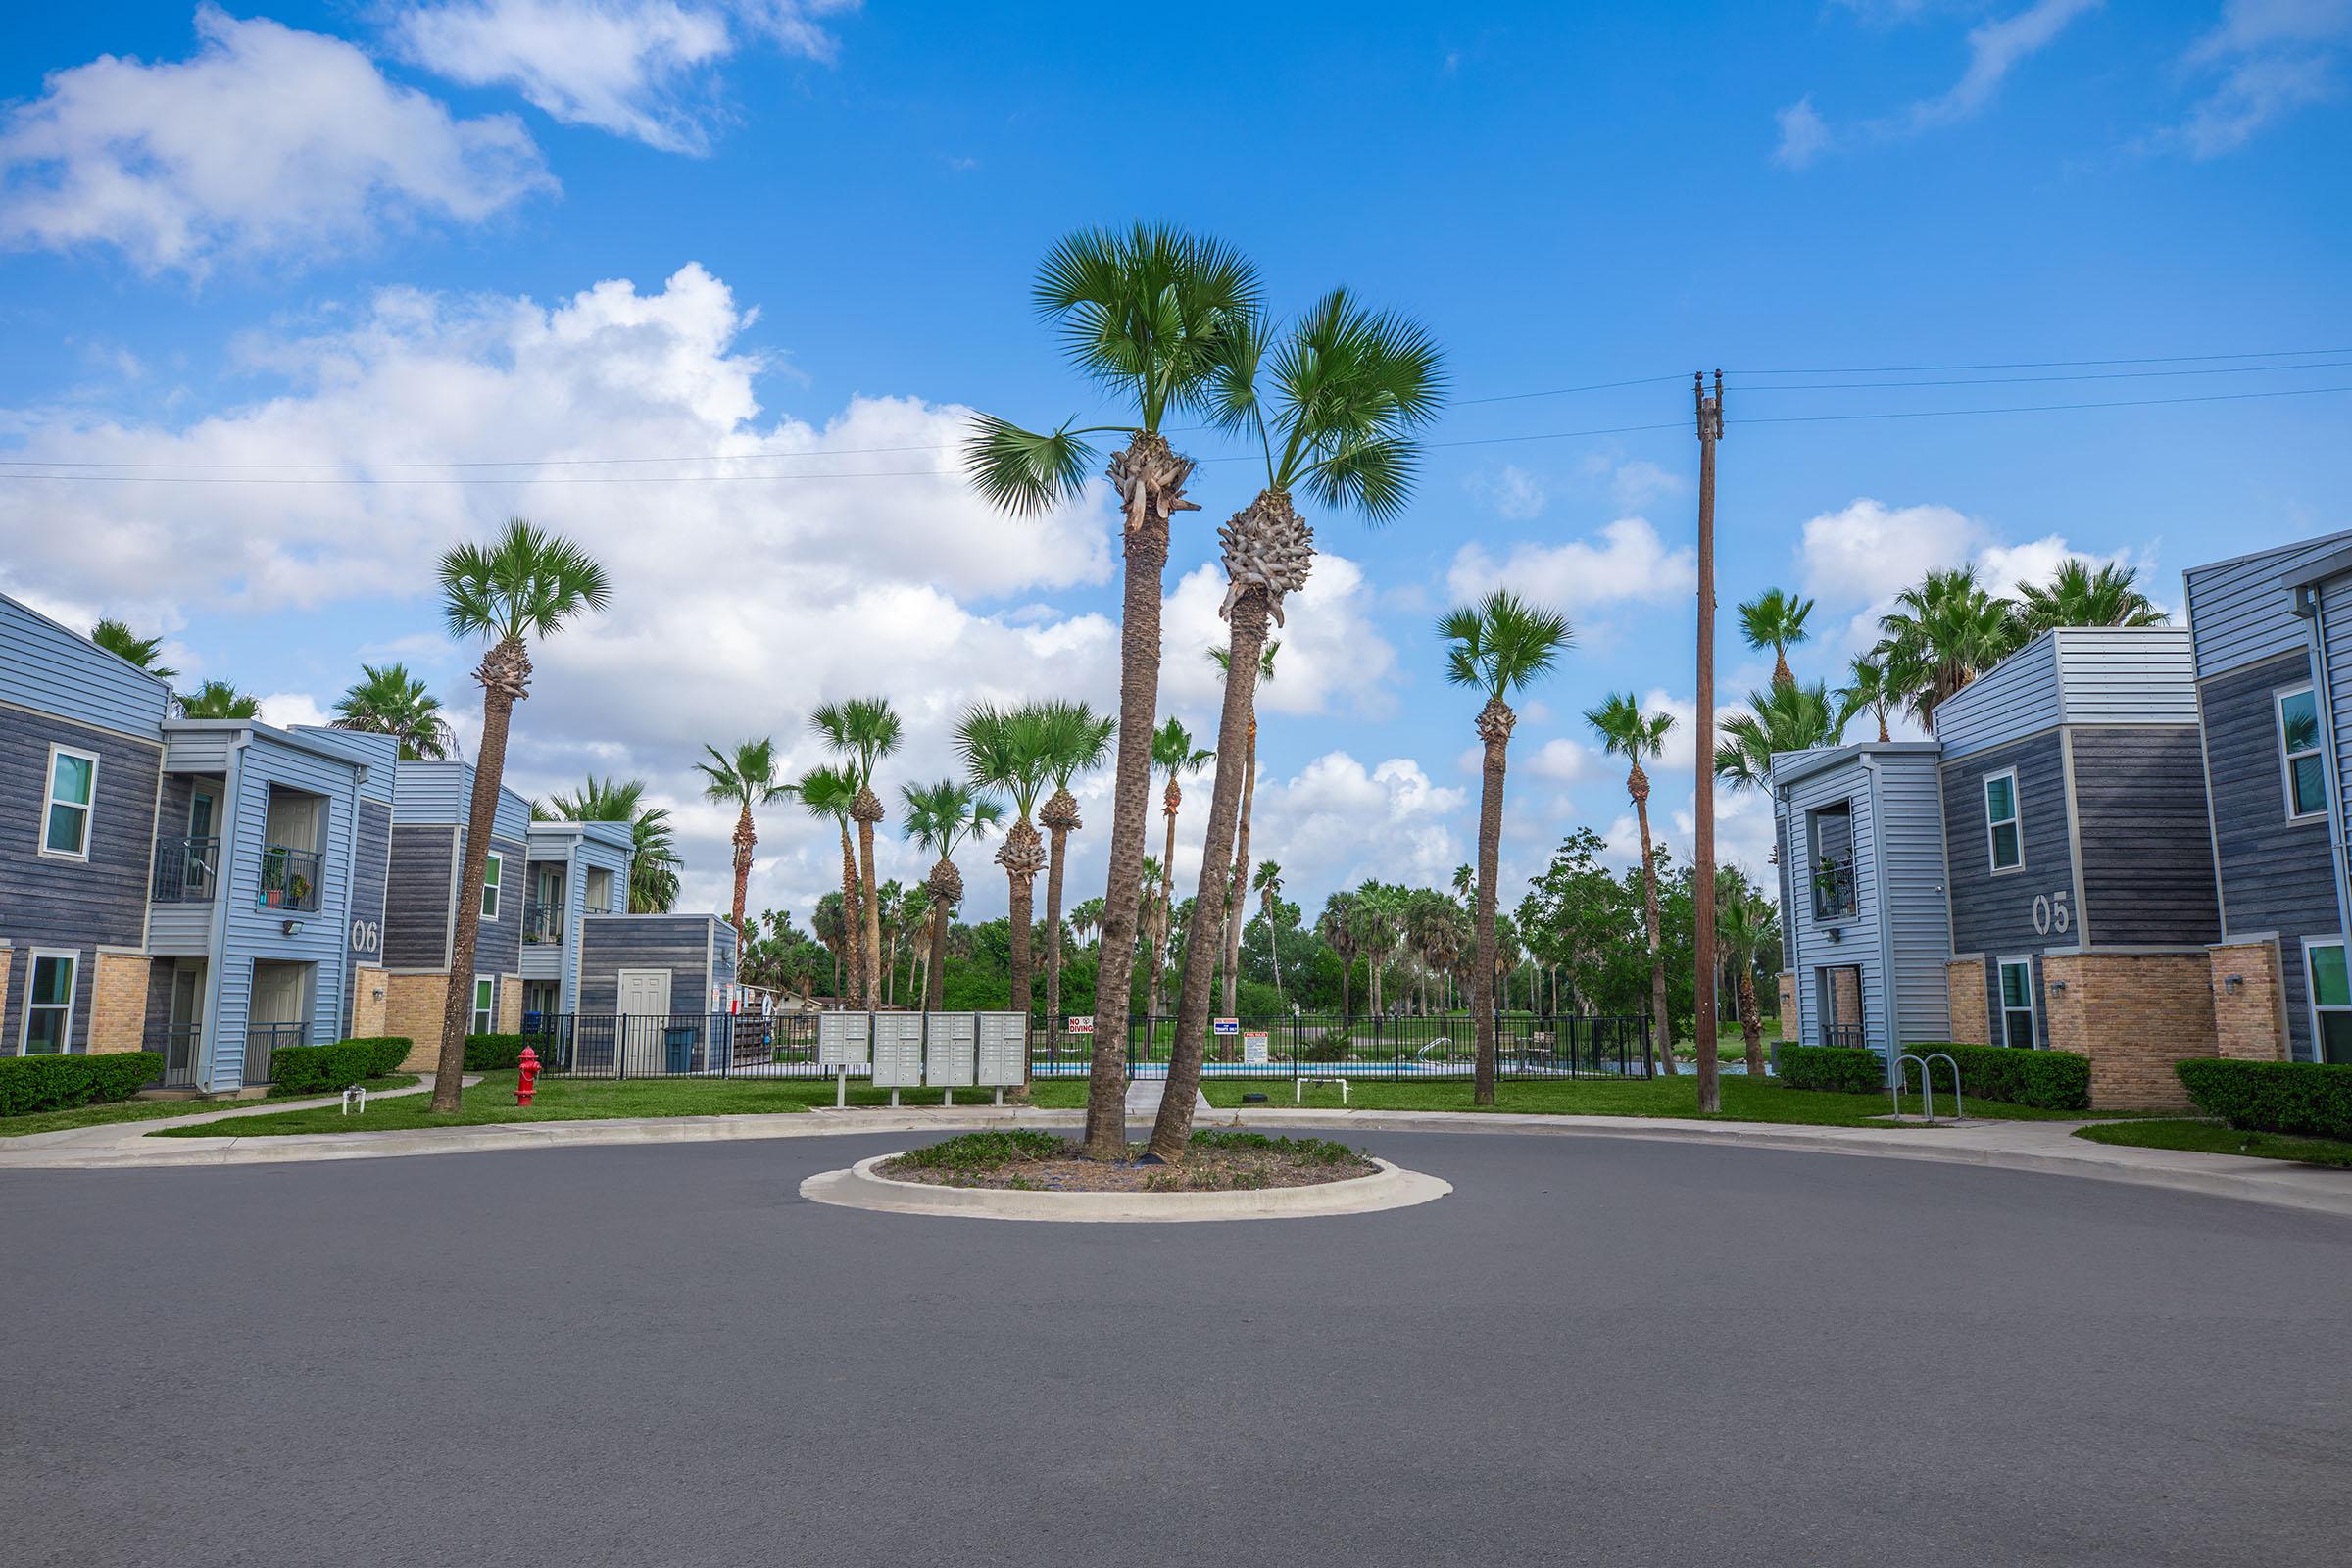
[926,1013,978,1089]
[828,1011,1027,1103]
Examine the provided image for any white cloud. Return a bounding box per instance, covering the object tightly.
[1247,753,1468,897]
[258,691,333,730]
[0,6,551,275]
[1902,0,2103,129]
[2170,0,2350,156]
[1158,552,1397,721]
[389,1,858,154]
[1773,96,1834,167]
[1446,517,1695,612]
[1522,737,1597,784]
[1606,459,1685,510]
[1465,463,1546,520]
[1798,497,1984,607]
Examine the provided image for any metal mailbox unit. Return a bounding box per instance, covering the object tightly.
[976,1012,1026,1102]
[817,1011,871,1106]
[871,1014,926,1103]
[925,1012,978,1102]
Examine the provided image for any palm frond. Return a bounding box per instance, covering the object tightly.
[961,414,1095,516]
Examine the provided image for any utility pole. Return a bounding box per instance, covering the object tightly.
[1693,370,1724,1115]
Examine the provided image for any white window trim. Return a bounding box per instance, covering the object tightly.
[480,852,503,920]
[1995,955,2038,1050]
[20,948,80,1055]
[36,744,100,862]
[2276,683,2328,824]
[471,975,496,1035]
[2303,938,2349,1066]
[1984,767,2024,876]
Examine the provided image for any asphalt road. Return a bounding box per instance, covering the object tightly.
[4,1131,2347,1567]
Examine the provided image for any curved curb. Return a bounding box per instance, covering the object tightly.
[799,1152,1451,1223]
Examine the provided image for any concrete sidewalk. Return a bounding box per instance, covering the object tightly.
[4,1092,2348,1217]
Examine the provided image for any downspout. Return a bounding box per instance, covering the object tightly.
[1861,753,1900,1086]
[198,731,248,1093]
[2294,582,2352,1062]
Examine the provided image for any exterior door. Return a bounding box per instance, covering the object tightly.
[165,961,205,1086]
[247,961,310,1084]
[615,969,671,1076]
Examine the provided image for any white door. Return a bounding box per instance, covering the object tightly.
[615,968,671,1075]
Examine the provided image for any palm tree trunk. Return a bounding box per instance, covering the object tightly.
[1739,966,1764,1078]
[1369,947,1384,1017]
[837,826,864,1006]
[1150,798,1179,1018]
[1151,589,1269,1158]
[1042,818,1073,1062]
[857,814,882,1009]
[1264,903,1283,1006]
[1471,698,1512,1107]
[1222,725,1256,1016]
[1084,432,1191,1158]
[924,898,949,1011]
[1634,791,1677,1077]
[728,804,755,945]
[432,636,527,1112]
[1000,817,1042,1098]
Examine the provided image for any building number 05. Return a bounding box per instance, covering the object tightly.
[2030,890,2071,937]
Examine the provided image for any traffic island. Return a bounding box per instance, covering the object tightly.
[800,1129,1451,1222]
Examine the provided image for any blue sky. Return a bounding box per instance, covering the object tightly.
[2,1,2347,923]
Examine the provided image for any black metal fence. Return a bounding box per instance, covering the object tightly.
[522,1012,809,1078]
[241,1022,307,1086]
[151,836,220,903]
[144,1023,201,1088]
[1821,1024,1867,1050]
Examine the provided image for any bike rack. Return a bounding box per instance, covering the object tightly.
[1893,1052,1965,1122]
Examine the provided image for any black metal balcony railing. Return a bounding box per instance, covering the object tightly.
[1822,1024,1867,1050]
[242,1022,306,1086]
[1812,860,1857,922]
[523,901,564,945]
[146,1023,202,1088]
[257,846,322,913]
[152,836,221,903]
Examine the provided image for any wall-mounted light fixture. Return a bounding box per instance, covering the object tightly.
[281,919,304,937]
[371,986,386,1002]
[2225,974,2244,993]
[2050,979,2068,994]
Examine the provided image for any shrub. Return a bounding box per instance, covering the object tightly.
[2177,1058,2352,1141]
[0,1052,164,1116]
[1902,1043,2089,1111]
[893,1130,1068,1172]
[1777,1044,1884,1094]
[268,1038,411,1097]
[464,1033,533,1071]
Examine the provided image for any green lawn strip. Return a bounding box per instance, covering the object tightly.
[1186,1075,2117,1125]
[2074,1118,2352,1169]
[148,1071,1007,1138]
[0,1075,416,1138]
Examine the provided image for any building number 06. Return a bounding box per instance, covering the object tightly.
[2030,891,2071,937]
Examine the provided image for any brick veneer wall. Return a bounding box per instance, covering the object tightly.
[383,972,450,1071]
[2208,939,2290,1063]
[1830,966,1862,1029]
[496,974,523,1033]
[1775,974,1796,1040]
[2039,951,2216,1111]
[1944,957,1988,1045]
[0,946,14,1054]
[87,951,152,1054]
[349,964,387,1040]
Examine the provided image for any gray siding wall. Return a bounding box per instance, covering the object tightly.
[2184,532,2352,682]
[2200,649,2338,1060]
[1877,755,1955,1045]
[2071,727,2221,947]
[1941,731,2074,1045]
[472,833,527,976]
[0,708,162,1053]
[1936,636,2061,759]
[0,593,172,740]
[577,915,719,1013]
[342,799,393,1035]
[1785,760,1876,1052]
[2054,628,2200,725]
[393,761,530,839]
[384,825,458,968]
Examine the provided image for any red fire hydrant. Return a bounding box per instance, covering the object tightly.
[515,1045,540,1106]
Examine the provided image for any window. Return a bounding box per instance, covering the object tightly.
[472,977,496,1035]
[1996,957,2037,1050]
[480,853,503,920]
[21,951,78,1054]
[1984,769,2023,873]
[585,866,615,914]
[2303,941,2352,1065]
[40,746,98,858]
[2277,686,2328,822]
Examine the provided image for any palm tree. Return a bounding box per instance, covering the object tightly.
[1035,700,1115,1053]
[811,698,903,1008]
[333,663,454,760]
[1875,565,2021,730]
[1451,863,1474,902]
[965,223,1262,1159]
[430,517,610,1110]
[1148,717,1213,1018]
[1352,884,1401,1018]
[696,738,791,945]
[1252,859,1285,1007]
[1738,587,1814,690]
[1835,657,1895,745]
[1589,691,1678,1079]
[1443,589,1572,1105]
[1318,890,1361,1019]
[2014,558,2166,633]
[795,764,864,1006]
[875,878,908,1005]
[532,776,682,915]
[1207,640,1278,1018]
[1715,680,1848,793]
[1717,884,1775,1078]
[1070,896,1106,950]
[956,702,1055,1078]
[178,679,261,719]
[902,779,1004,1011]
[1152,289,1445,1158]
[892,882,930,1003]
[90,617,177,684]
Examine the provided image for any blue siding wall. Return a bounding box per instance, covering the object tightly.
[1935,636,2061,759]
[577,916,723,1012]
[1941,732,2073,1045]
[2184,531,2352,682]
[342,798,393,1035]
[0,592,172,740]
[383,826,458,968]
[2071,727,2221,948]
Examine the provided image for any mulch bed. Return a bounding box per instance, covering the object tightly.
[877,1129,1378,1193]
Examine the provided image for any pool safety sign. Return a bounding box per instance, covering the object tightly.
[1067,1016,1095,1035]
[1243,1031,1270,1066]
[1213,1017,1240,1036]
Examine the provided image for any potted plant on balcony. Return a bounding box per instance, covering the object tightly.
[1812,856,1849,914]
[287,872,313,908]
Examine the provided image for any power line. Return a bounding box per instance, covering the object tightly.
[1732,358,2352,392]
[1737,382,2352,426]
[1732,347,2352,375]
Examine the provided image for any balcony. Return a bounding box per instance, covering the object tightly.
[242,1021,306,1086]
[257,846,322,913]
[524,900,564,946]
[152,837,220,903]
[1821,1024,1867,1050]
[1811,859,1857,922]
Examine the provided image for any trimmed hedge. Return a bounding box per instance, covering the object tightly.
[267,1038,412,1097]
[1777,1044,1884,1094]
[2177,1058,2352,1141]
[0,1052,164,1117]
[464,1033,534,1070]
[1903,1043,2089,1111]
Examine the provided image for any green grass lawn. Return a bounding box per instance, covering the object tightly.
[2074,1118,2352,1169]
[1,1075,416,1139]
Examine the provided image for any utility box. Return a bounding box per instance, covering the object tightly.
[976,1013,1026,1087]
[871,1014,925,1088]
[924,1012,977,1088]
[817,1011,870,1071]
